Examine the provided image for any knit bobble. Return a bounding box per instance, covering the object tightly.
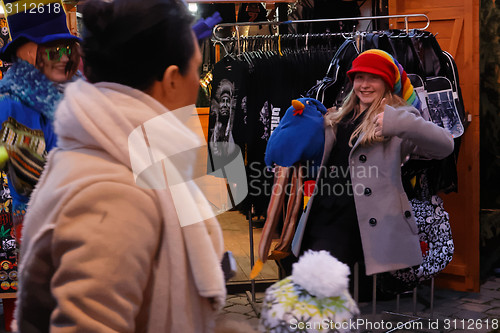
[292,250,350,299]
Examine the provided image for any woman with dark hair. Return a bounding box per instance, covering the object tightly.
[15,0,227,332]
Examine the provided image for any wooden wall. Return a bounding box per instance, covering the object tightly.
[389,0,481,292]
[197,107,210,142]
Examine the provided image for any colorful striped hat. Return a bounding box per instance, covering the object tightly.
[0,0,81,61]
[347,49,421,110]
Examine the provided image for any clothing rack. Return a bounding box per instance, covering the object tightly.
[212,13,430,43]
[211,14,429,57]
[232,34,348,55]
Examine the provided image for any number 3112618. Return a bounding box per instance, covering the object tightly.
[4,3,62,15]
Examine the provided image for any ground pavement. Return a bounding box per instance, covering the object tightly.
[218,275,500,333]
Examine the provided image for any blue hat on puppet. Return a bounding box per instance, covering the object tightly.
[193,12,222,40]
[265,98,327,168]
[0,0,81,61]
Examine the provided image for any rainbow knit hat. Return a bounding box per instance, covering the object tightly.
[347,49,421,110]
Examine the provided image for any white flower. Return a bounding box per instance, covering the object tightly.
[292,250,350,299]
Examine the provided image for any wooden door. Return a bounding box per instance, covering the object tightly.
[389,0,480,292]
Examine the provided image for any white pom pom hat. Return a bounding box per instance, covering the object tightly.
[259,250,360,333]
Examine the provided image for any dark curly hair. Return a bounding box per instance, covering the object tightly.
[81,0,195,91]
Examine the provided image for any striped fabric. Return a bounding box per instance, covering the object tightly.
[5,145,44,195]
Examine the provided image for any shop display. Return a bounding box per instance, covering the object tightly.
[0,171,15,294]
[0,18,11,79]
[208,36,341,217]
[208,14,466,294]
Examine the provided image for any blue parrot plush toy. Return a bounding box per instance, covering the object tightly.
[265,98,328,168]
[252,98,328,277]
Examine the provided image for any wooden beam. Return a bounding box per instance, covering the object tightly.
[448,17,464,57]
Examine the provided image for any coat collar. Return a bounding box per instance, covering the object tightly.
[350,132,365,153]
[0,60,63,121]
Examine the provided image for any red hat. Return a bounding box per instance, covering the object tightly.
[347,49,421,109]
[347,49,398,90]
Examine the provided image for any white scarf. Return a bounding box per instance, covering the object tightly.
[55,80,226,325]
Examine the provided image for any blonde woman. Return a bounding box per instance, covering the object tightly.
[293,49,454,283]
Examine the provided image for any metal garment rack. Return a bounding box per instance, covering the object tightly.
[212,13,430,44]
[212,14,436,325]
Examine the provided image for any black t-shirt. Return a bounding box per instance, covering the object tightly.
[209,56,249,156]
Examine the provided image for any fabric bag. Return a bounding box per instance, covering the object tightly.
[425,76,464,138]
[378,193,454,295]
[403,72,462,194]
[408,73,431,122]
[441,51,467,128]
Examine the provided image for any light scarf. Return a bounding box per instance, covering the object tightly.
[54,79,226,329]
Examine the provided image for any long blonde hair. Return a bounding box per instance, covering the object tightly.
[325,88,407,147]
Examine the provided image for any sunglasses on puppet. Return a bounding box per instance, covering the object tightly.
[40,42,77,62]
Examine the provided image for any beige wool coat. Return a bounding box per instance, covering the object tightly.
[15,80,226,333]
[293,104,454,276]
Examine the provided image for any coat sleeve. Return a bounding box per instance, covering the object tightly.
[381,105,454,160]
[49,182,161,332]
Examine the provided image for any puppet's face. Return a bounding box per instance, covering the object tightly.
[37,41,78,83]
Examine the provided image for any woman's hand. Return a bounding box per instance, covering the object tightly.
[326,106,338,114]
[374,113,384,137]
[374,98,386,137]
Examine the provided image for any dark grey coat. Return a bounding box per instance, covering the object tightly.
[292,104,454,275]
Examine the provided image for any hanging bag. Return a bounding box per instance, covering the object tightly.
[379,174,454,295]
[409,194,454,282]
[402,33,465,193]
[408,73,431,122]
[425,76,464,138]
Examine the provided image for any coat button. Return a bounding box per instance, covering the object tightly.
[364,188,372,196]
[404,210,412,218]
[359,155,367,163]
[369,218,377,226]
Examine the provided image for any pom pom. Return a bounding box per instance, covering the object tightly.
[292,250,350,299]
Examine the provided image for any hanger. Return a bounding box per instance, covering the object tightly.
[212,14,430,44]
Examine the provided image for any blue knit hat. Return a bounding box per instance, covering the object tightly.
[0,0,81,60]
[193,12,222,40]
